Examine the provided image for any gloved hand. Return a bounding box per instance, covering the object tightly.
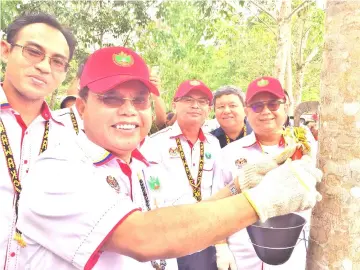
[243,157,322,222]
[215,243,237,270]
[236,158,278,191]
[274,143,299,164]
[236,144,298,191]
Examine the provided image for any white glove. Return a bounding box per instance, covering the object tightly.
[243,157,323,222]
[274,143,299,164]
[236,144,298,191]
[236,159,278,191]
[215,243,237,270]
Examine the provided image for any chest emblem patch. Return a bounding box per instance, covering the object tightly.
[106,176,120,193]
[235,158,247,169]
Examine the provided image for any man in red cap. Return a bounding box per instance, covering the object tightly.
[141,80,233,269]
[218,76,319,269]
[17,51,322,270]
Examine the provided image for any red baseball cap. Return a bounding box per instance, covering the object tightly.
[174,80,213,103]
[246,76,285,103]
[80,47,159,96]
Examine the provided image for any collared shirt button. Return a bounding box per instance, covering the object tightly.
[24,160,28,164]
[193,163,195,166]
[10,252,15,257]
[26,169,29,173]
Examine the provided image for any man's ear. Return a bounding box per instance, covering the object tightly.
[76,98,86,120]
[1,40,12,64]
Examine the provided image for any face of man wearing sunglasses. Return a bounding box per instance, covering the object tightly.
[173,90,211,128]
[245,92,288,137]
[77,80,152,162]
[1,23,70,101]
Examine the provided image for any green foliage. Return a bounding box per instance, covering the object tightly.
[0,0,324,109]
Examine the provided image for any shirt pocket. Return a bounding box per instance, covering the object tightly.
[201,160,215,198]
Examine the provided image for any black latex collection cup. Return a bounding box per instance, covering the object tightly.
[246,213,306,265]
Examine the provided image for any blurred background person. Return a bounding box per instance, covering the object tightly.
[59,95,76,109]
[211,86,252,148]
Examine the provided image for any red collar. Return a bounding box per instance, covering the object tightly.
[132,148,150,167]
[94,148,150,167]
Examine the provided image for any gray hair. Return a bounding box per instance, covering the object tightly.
[213,85,245,107]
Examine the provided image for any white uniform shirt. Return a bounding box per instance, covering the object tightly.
[0,86,66,270]
[220,131,317,270]
[53,104,84,134]
[142,121,222,205]
[17,130,178,270]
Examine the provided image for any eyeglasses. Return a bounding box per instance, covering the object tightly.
[12,44,70,72]
[247,100,285,113]
[94,93,151,110]
[176,96,210,106]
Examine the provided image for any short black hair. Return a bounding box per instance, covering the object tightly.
[6,12,76,60]
[213,85,245,107]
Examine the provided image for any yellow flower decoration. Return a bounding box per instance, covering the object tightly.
[282,126,311,155]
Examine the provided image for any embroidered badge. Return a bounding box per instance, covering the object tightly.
[113,51,134,67]
[106,176,120,193]
[189,80,201,86]
[148,176,161,191]
[169,147,178,157]
[205,152,211,159]
[235,158,247,169]
[257,79,269,87]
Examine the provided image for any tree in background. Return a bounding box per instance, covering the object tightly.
[0,0,153,108]
[1,0,324,110]
[307,0,360,268]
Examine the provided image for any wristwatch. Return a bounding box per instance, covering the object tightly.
[229,182,239,196]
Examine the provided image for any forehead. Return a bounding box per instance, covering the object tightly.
[185,89,208,99]
[215,94,242,104]
[248,92,279,103]
[15,23,70,59]
[105,80,150,95]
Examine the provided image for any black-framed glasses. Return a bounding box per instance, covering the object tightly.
[94,93,151,110]
[12,44,70,72]
[176,96,210,106]
[247,100,285,113]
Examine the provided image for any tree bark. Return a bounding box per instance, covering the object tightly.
[307,0,360,269]
[273,0,291,85]
[285,38,294,115]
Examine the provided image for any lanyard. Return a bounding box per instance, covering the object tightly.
[175,138,204,202]
[137,172,167,270]
[225,124,247,145]
[70,108,79,134]
[0,119,50,247]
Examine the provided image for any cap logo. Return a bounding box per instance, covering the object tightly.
[189,80,201,86]
[113,52,134,67]
[257,79,269,87]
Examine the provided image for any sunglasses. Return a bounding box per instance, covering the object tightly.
[247,100,285,113]
[94,93,151,110]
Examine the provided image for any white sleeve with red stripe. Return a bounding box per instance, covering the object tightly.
[17,151,139,269]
